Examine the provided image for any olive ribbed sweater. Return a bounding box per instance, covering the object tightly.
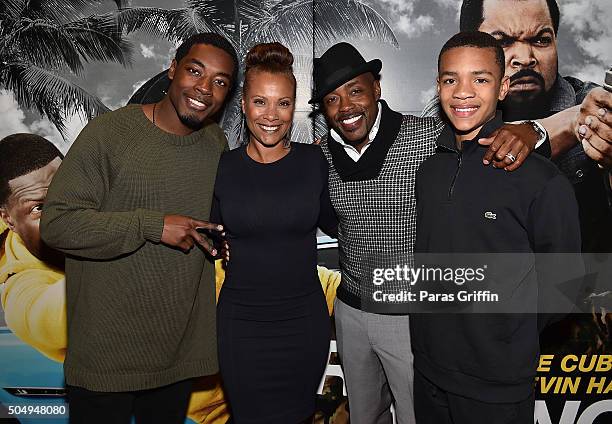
[40,105,226,392]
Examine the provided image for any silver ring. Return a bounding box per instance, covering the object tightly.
[505,153,516,162]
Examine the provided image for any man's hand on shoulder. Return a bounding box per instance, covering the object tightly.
[161,215,223,255]
[575,87,612,169]
[479,122,541,171]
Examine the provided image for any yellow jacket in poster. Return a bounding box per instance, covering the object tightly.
[0,229,66,362]
[0,230,341,424]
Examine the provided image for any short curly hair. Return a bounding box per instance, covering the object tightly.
[439,31,505,78]
[0,133,63,206]
[174,33,239,86]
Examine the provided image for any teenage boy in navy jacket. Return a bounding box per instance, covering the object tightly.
[411,31,583,423]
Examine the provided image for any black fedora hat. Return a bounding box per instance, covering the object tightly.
[309,42,382,104]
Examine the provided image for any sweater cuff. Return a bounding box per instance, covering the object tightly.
[141,209,165,243]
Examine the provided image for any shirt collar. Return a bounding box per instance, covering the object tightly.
[330,101,383,148]
[324,100,403,182]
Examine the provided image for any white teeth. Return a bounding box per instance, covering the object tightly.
[341,115,362,124]
[260,125,280,131]
[188,98,206,107]
[455,107,477,112]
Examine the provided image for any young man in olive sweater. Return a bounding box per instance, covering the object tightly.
[40,33,238,424]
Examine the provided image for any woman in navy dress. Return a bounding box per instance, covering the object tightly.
[212,43,338,424]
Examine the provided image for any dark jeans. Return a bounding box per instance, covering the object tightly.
[414,369,534,424]
[67,379,193,424]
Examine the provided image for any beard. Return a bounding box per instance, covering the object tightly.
[178,112,207,130]
[168,91,214,131]
[500,69,553,121]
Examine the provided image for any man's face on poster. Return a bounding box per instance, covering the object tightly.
[478,0,558,107]
[1,157,62,263]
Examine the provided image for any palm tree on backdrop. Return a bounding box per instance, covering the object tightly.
[122,0,398,147]
[0,0,132,137]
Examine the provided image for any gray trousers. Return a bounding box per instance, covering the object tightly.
[335,298,416,424]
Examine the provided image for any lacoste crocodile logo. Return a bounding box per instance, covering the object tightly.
[484,211,497,220]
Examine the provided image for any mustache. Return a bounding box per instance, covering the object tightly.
[337,109,365,121]
[509,69,545,86]
[187,94,212,106]
[192,97,212,106]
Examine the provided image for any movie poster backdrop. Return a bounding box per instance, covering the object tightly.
[0,1,610,422]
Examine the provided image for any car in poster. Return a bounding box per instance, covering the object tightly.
[0,327,66,423]
[0,236,340,423]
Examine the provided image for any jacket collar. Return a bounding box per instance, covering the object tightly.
[326,99,403,182]
[436,111,504,153]
[548,74,577,113]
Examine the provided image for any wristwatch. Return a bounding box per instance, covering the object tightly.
[520,120,548,149]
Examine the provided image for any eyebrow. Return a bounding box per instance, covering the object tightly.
[440,70,494,77]
[472,70,494,76]
[20,196,46,203]
[12,188,47,202]
[490,27,554,41]
[249,95,293,100]
[189,59,232,79]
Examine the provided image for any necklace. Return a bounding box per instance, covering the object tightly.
[152,102,157,125]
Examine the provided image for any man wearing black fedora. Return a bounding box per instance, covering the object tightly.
[311,42,547,424]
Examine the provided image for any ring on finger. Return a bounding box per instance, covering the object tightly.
[505,153,516,163]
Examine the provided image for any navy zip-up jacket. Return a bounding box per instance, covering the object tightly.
[411,113,583,402]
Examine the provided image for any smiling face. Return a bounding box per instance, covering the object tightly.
[1,157,62,260]
[438,46,509,142]
[242,70,295,149]
[167,43,235,132]
[478,0,557,107]
[322,72,381,149]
